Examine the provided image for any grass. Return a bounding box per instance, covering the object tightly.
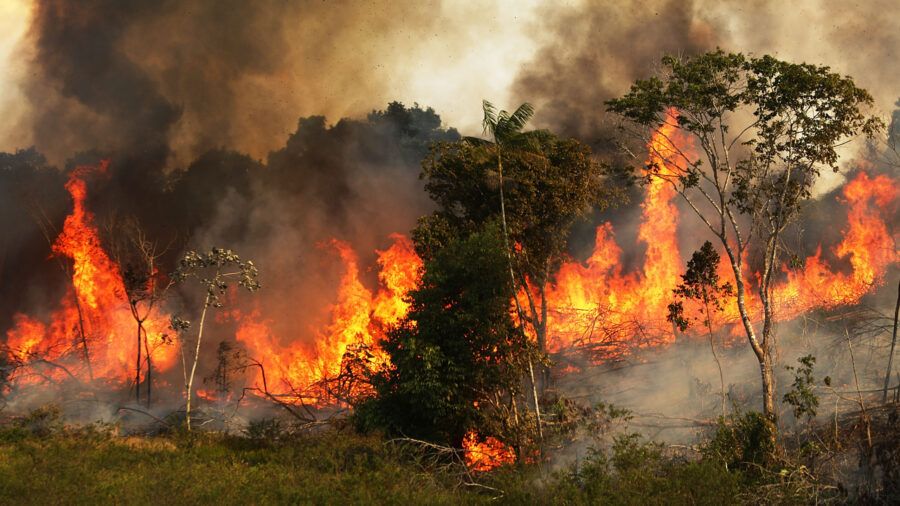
[0,428,478,505]
[0,407,881,505]
[0,425,758,505]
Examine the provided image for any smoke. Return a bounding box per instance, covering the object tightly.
[508,0,900,270]
[512,0,717,144]
[9,0,543,168]
[513,0,899,139]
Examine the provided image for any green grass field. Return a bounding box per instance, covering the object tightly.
[0,429,480,505]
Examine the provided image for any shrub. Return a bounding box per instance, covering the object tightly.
[704,411,775,476]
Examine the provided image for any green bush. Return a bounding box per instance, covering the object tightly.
[704,411,775,477]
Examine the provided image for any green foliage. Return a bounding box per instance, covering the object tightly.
[0,431,475,505]
[359,225,529,447]
[667,241,733,332]
[518,433,741,505]
[0,422,864,504]
[782,354,821,421]
[172,247,260,311]
[479,100,535,146]
[243,418,285,442]
[609,50,881,425]
[18,404,64,438]
[704,411,776,474]
[608,50,881,232]
[366,101,461,156]
[420,129,618,281]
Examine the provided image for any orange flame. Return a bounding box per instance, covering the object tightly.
[233,235,422,400]
[6,163,177,385]
[542,118,897,359]
[2,134,895,412]
[462,431,516,472]
[540,119,694,358]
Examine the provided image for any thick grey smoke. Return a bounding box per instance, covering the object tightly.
[18,0,448,167]
[512,0,900,143]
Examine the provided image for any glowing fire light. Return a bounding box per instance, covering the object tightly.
[462,431,516,472]
[5,162,177,385]
[232,234,422,401]
[2,124,895,433]
[539,119,694,358]
[541,123,897,358]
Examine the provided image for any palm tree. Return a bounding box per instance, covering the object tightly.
[470,100,543,440]
[478,100,535,282]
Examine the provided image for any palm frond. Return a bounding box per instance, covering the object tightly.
[481,100,498,138]
[505,130,545,154]
[507,103,535,133]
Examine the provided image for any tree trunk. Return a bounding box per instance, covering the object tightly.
[144,330,152,407]
[538,283,550,389]
[495,146,544,445]
[528,358,543,443]
[883,279,900,403]
[704,301,726,418]
[723,244,777,424]
[73,298,94,380]
[135,316,142,404]
[760,352,777,423]
[185,292,211,431]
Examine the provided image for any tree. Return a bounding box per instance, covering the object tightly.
[474,101,536,301]
[607,50,881,426]
[418,105,622,390]
[171,248,259,430]
[105,216,173,406]
[362,225,532,449]
[667,241,733,417]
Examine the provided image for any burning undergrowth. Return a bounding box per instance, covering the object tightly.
[0,107,894,460]
[0,3,898,477]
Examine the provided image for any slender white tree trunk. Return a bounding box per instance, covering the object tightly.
[185,291,211,431]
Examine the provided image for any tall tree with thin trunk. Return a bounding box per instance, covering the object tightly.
[608,51,881,429]
[172,248,259,430]
[476,101,544,434]
[882,279,900,403]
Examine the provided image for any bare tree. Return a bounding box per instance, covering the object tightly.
[106,217,174,406]
[171,248,259,430]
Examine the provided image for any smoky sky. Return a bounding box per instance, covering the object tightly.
[18,0,446,167]
[513,0,900,152]
[10,0,900,170]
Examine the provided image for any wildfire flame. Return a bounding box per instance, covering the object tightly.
[5,163,177,385]
[2,123,895,453]
[232,234,422,401]
[462,430,517,472]
[539,120,694,359]
[542,126,898,359]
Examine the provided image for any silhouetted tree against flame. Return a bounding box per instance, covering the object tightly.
[418,104,622,393]
[667,241,733,418]
[360,225,533,451]
[171,248,259,431]
[106,217,173,407]
[608,50,882,431]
